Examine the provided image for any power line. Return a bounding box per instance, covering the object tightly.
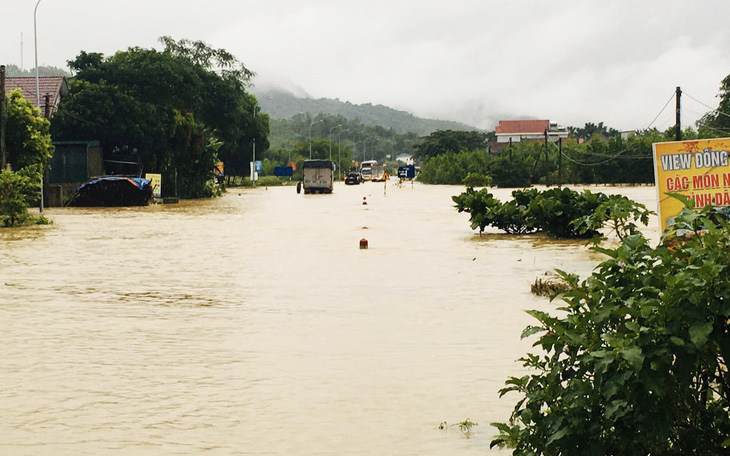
[549,141,648,167]
[645,91,676,131]
[683,92,730,121]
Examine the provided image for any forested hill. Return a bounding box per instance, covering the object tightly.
[253,88,478,136]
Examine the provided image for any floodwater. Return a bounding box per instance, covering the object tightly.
[0,183,658,455]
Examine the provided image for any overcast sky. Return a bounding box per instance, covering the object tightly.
[4,0,730,131]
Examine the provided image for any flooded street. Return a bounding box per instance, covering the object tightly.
[0,183,658,455]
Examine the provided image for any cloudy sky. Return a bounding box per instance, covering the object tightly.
[4,0,730,131]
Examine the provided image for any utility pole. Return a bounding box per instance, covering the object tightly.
[1,65,6,171]
[252,104,257,186]
[34,0,43,212]
[545,128,550,187]
[675,86,682,141]
[557,138,562,188]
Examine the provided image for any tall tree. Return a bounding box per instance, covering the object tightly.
[6,89,53,171]
[698,73,730,137]
[51,38,268,197]
[413,129,492,161]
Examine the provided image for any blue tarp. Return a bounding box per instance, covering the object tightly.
[77,176,151,192]
[66,176,153,207]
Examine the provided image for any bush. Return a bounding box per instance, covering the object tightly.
[0,167,41,227]
[255,175,286,187]
[527,187,608,238]
[454,187,645,238]
[462,172,491,187]
[492,205,730,454]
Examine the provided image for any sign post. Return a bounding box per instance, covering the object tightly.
[145,173,162,199]
[653,137,730,232]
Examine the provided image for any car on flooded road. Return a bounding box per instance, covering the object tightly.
[345,172,362,185]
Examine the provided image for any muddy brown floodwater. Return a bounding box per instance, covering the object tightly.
[0,182,659,455]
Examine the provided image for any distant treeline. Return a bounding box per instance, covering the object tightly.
[267,113,420,166]
[416,128,717,187]
[4,64,71,77]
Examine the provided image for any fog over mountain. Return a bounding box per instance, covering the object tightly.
[251,77,481,137]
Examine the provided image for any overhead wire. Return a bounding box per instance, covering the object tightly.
[644,91,676,131]
[683,92,730,121]
[555,89,682,167]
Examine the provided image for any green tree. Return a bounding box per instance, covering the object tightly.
[6,89,54,170]
[0,90,53,226]
[698,73,730,137]
[51,38,267,197]
[567,122,619,142]
[413,129,492,161]
[4,64,71,77]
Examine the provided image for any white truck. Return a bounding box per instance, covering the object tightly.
[302,159,335,194]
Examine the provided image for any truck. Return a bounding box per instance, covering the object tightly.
[360,160,386,181]
[302,159,335,194]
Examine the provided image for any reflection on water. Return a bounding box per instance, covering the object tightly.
[0,183,657,455]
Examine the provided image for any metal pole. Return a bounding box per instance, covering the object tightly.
[545,129,550,187]
[252,104,257,186]
[34,0,41,109]
[1,65,6,171]
[34,0,43,212]
[675,86,682,141]
[338,129,348,181]
[329,124,341,164]
[558,137,562,188]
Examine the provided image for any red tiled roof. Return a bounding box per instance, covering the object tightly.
[4,76,67,110]
[495,120,550,135]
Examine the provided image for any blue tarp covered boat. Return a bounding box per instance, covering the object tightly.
[65,176,153,207]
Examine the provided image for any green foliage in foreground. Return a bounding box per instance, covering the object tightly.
[492,205,730,455]
[452,187,652,238]
[0,168,44,227]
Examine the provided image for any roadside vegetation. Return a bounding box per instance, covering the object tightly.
[452,187,652,239]
[491,199,730,454]
[51,37,268,198]
[417,71,730,187]
[1,89,53,227]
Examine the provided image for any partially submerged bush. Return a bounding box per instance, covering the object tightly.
[531,273,572,296]
[462,172,491,187]
[453,187,650,239]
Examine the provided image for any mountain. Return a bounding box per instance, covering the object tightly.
[252,87,479,137]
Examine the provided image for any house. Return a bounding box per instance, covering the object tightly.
[46,140,104,207]
[495,120,568,144]
[396,153,414,165]
[621,130,636,140]
[4,76,68,117]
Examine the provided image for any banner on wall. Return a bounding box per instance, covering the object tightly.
[653,137,730,232]
[145,173,162,198]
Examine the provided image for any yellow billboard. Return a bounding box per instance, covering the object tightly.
[145,173,162,198]
[653,137,730,232]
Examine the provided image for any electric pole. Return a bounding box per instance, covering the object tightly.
[675,86,682,141]
[545,128,550,187]
[558,138,562,188]
[1,65,6,171]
